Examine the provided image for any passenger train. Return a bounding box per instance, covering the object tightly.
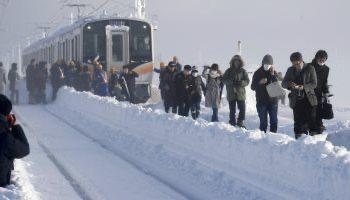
[22,16,155,102]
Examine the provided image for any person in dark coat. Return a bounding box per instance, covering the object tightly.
[0,62,6,95]
[162,62,178,113]
[78,65,92,92]
[251,55,279,133]
[8,63,20,105]
[222,55,250,128]
[26,59,36,104]
[35,62,48,104]
[282,52,318,139]
[202,64,223,122]
[311,50,330,134]
[65,61,77,88]
[175,65,192,117]
[109,68,120,98]
[119,66,139,103]
[50,60,65,101]
[0,95,30,187]
[188,67,206,120]
[92,64,108,97]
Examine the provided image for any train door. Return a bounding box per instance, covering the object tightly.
[106,25,130,72]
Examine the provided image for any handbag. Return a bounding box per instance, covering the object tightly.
[266,82,286,98]
[322,101,334,120]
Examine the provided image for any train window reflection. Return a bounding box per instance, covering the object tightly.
[112,34,123,62]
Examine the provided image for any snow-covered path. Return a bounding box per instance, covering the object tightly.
[4,86,350,200]
[15,105,187,200]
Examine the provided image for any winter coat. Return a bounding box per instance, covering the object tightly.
[8,69,20,92]
[78,72,92,92]
[162,68,178,107]
[50,64,64,88]
[119,71,139,96]
[26,64,35,91]
[282,63,318,108]
[251,67,279,105]
[222,64,250,101]
[0,125,30,187]
[175,72,191,103]
[92,69,108,96]
[312,60,330,100]
[0,68,6,94]
[188,75,205,102]
[36,66,48,91]
[203,69,223,108]
[65,67,77,87]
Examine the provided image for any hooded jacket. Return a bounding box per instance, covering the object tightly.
[222,55,250,101]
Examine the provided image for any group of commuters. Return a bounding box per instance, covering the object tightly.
[156,51,331,139]
[26,59,139,104]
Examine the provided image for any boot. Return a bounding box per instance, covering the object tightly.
[229,118,237,126]
[237,120,246,129]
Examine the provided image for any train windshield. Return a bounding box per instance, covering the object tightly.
[83,20,152,64]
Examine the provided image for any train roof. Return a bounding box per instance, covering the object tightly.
[23,16,152,54]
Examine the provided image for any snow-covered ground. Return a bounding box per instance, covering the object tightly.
[2,81,349,199]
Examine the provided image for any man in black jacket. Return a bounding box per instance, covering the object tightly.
[50,60,65,101]
[175,65,191,116]
[0,95,30,187]
[282,52,318,139]
[162,62,178,113]
[26,59,36,104]
[311,50,330,134]
[119,66,139,103]
[251,55,279,133]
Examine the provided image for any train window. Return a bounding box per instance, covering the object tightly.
[112,34,123,62]
[71,39,74,61]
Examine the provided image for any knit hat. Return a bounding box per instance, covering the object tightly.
[184,65,192,71]
[0,95,12,116]
[262,54,273,65]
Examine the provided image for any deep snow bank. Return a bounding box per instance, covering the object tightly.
[51,87,350,200]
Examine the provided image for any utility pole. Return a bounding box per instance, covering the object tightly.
[65,3,88,20]
[135,0,146,19]
[237,40,242,56]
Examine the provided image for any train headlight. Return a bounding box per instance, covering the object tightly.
[87,26,92,30]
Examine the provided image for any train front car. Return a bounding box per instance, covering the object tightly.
[83,19,154,103]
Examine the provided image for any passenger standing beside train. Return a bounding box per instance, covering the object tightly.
[65,61,77,88]
[8,63,20,104]
[162,62,178,113]
[202,64,223,122]
[35,62,48,104]
[175,65,192,117]
[119,66,139,103]
[222,55,250,128]
[0,62,6,96]
[188,67,206,120]
[92,64,108,97]
[173,56,183,73]
[79,65,92,92]
[50,60,65,101]
[154,62,167,100]
[26,59,36,104]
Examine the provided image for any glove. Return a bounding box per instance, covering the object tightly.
[233,80,242,86]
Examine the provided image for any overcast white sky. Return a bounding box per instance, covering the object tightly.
[0,0,349,106]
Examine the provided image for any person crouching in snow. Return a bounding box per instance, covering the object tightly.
[202,64,223,122]
[0,95,30,187]
[222,55,250,128]
[188,66,206,120]
[251,55,279,133]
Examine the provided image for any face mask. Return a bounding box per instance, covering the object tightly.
[193,72,199,77]
[211,70,218,75]
[318,62,325,66]
[263,64,272,71]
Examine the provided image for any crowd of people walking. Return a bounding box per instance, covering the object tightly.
[156,50,332,139]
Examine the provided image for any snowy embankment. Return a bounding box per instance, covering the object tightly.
[45,87,350,200]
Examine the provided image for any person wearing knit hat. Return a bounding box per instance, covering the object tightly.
[251,55,279,133]
[311,50,331,134]
[222,55,250,128]
[0,94,30,188]
[282,52,318,139]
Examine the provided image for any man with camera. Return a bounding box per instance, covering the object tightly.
[282,52,318,139]
[0,94,30,187]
